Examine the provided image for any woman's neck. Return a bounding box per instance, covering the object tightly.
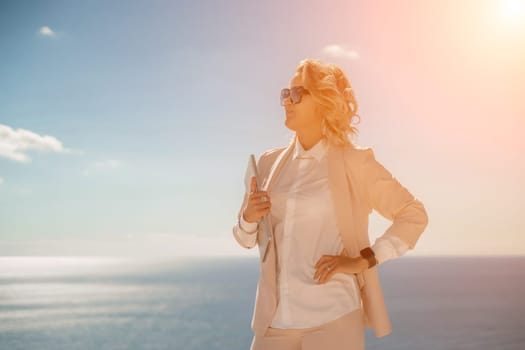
[296,131,323,151]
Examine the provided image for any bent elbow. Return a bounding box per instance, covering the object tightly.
[418,199,429,229]
[422,209,429,230]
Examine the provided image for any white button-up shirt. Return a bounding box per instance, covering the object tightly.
[235,137,409,328]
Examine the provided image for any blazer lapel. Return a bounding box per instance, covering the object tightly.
[260,138,360,259]
[328,144,359,258]
[262,135,296,193]
[261,137,360,260]
[328,144,366,289]
[257,135,296,259]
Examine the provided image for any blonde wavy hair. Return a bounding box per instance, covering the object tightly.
[294,58,361,148]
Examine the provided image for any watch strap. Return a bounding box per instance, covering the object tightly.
[360,247,378,268]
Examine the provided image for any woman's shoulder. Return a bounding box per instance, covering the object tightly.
[260,146,287,159]
[253,146,288,177]
[257,146,287,168]
[343,143,374,161]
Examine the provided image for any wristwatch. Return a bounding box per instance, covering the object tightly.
[360,247,378,269]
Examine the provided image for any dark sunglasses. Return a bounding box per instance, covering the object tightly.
[280,86,309,106]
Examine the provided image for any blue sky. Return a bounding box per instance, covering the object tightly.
[1,0,524,256]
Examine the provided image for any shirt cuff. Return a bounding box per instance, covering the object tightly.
[371,235,409,265]
[240,214,258,234]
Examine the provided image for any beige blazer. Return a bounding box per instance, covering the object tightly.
[234,134,429,338]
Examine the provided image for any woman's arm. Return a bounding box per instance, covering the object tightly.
[371,234,410,265]
[232,193,259,249]
[362,148,429,250]
[233,194,259,249]
[231,150,268,250]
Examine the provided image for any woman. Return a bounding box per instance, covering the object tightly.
[232,58,429,350]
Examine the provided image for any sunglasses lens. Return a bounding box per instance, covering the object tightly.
[290,87,302,104]
[280,89,290,106]
[280,87,305,105]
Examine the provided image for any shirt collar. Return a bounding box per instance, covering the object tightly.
[292,136,328,161]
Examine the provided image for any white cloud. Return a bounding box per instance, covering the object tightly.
[38,26,56,37]
[0,123,73,163]
[0,177,3,184]
[321,44,359,59]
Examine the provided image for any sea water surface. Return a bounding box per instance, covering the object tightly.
[0,256,524,350]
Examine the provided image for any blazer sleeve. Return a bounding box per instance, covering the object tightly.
[232,152,266,250]
[232,191,259,249]
[371,234,409,265]
[362,148,429,250]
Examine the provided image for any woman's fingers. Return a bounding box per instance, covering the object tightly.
[318,269,335,284]
[315,266,327,283]
[257,208,271,216]
[315,262,335,283]
[255,198,271,208]
[255,202,271,210]
[313,256,339,283]
[314,260,330,278]
[245,178,272,221]
[249,191,269,199]
[244,194,271,222]
[249,192,271,206]
[254,203,271,215]
[315,255,329,268]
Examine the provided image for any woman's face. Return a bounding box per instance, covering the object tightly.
[283,73,322,132]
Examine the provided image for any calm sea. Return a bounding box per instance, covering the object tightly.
[0,256,524,350]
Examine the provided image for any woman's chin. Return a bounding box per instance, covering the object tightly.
[284,119,296,131]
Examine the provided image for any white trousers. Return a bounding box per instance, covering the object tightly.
[250,308,365,350]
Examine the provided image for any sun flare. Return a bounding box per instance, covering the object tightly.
[500,0,525,24]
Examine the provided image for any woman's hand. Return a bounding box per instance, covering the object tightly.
[242,176,272,223]
[314,251,368,284]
